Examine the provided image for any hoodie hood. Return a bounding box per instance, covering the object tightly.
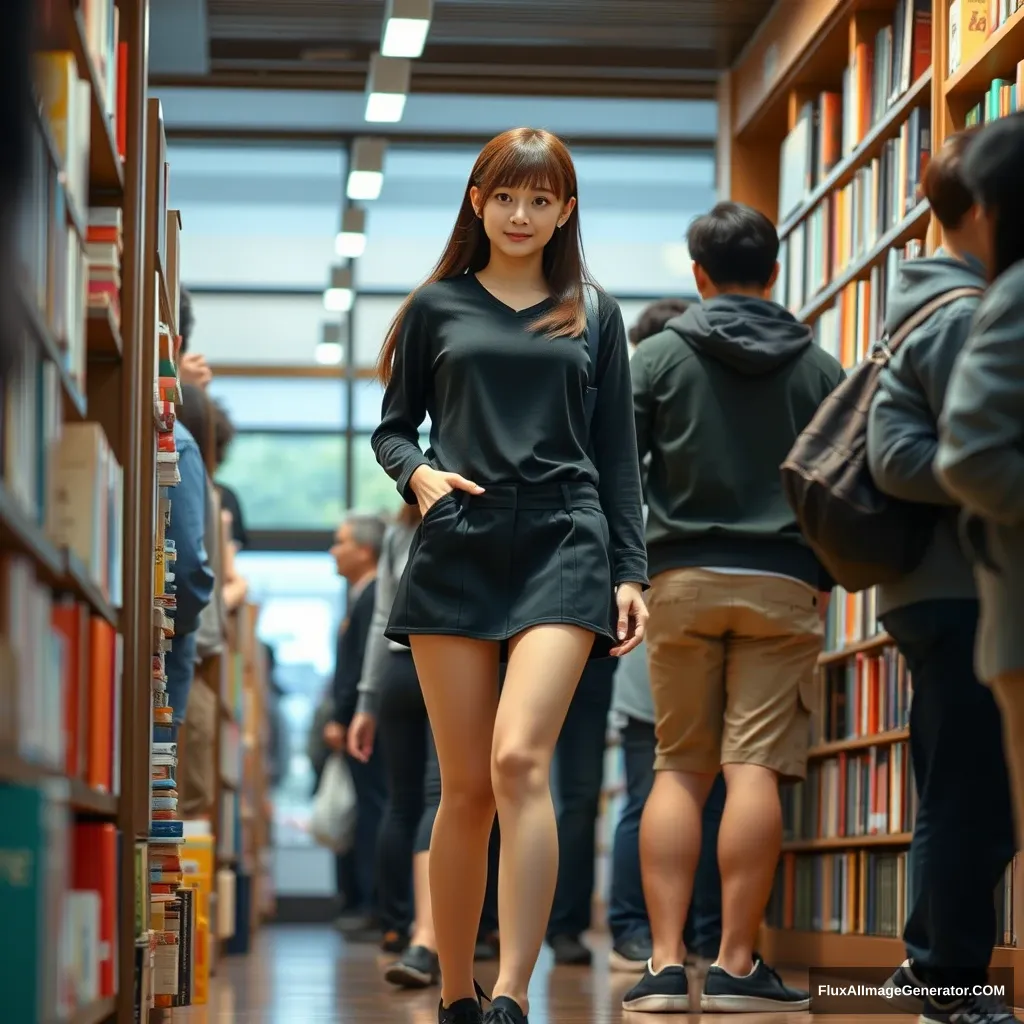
[667,295,815,376]
[885,248,987,334]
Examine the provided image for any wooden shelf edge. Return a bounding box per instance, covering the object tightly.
[19,290,88,418]
[779,69,933,242]
[796,201,931,325]
[808,726,909,759]
[944,5,1024,98]
[62,549,120,628]
[69,778,119,817]
[0,483,65,577]
[0,754,118,819]
[68,994,116,1024]
[818,631,893,666]
[782,831,912,853]
[87,305,124,360]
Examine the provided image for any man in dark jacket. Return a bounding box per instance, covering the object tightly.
[867,127,1016,1024]
[623,202,843,1015]
[324,512,388,935]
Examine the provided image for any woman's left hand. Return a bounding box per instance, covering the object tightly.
[610,582,648,657]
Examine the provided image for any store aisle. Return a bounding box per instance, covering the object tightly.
[177,925,920,1022]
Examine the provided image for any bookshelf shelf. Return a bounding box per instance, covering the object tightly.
[62,550,120,629]
[69,994,116,1024]
[69,780,119,818]
[19,291,89,419]
[65,7,124,195]
[87,306,124,360]
[779,68,934,242]
[782,831,912,853]
[808,726,909,759]
[0,485,65,578]
[818,631,892,666]
[796,200,932,324]
[944,4,1024,97]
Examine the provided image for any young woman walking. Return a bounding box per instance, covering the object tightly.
[370,127,649,1024]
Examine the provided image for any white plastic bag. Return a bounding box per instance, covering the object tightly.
[310,753,358,853]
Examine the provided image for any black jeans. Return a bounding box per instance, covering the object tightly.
[337,741,387,918]
[547,658,616,940]
[883,599,1015,986]
[375,651,433,935]
[608,717,725,956]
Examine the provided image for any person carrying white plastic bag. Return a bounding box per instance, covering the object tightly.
[311,752,358,853]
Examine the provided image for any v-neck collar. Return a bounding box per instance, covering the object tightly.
[466,272,554,318]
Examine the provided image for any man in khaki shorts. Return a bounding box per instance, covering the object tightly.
[622,202,844,1016]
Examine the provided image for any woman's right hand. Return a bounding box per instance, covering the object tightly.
[409,465,485,517]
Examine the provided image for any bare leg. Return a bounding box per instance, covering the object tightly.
[991,672,1024,849]
[411,635,501,1008]
[490,624,594,1015]
[409,851,436,951]
[641,769,717,973]
[716,762,781,977]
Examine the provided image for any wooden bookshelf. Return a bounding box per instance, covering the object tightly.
[717,0,1024,984]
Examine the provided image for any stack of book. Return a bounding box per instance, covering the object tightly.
[86,208,123,330]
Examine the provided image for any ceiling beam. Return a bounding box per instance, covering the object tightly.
[164,125,716,150]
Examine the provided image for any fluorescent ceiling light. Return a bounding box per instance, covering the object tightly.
[364,53,411,124]
[315,323,344,365]
[381,0,433,58]
[335,206,367,258]
[347,137,386,200]
[323,266,354,312]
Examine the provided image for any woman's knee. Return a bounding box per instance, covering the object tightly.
[491,741,550,802]
[439,772,494,823]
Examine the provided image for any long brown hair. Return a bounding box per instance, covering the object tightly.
[376,127,593,384]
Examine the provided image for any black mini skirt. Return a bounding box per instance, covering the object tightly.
[385,481,617,660]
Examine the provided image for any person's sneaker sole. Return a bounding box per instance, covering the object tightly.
[384,961,437,989]
[700,992,811,1013]
[622,991,691,1013]
[608,949,648,974]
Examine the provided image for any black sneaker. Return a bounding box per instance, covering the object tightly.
[439,982,490,1024]
[621,959,690,1013]
[548,934,592,966]
[701,956,810,1013]
[880,959,927,1014]
[921,992,1020,1022]
[381,929,409,954]
[609,934,652,973]
[385,944,440,989]
[483,995,527,1024]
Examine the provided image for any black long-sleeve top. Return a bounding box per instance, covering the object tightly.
[331,579,377,728]
[370,274,648,587]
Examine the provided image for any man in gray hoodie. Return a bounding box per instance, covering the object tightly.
[867,127,1015,1024]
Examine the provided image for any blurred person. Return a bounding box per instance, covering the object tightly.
[163,385,216,741]
[324,513,388,936]
[176,382,229,819]
[0,0,31,378]
[177,288,212,389]
[936,114,1024,1024]
[608,299,725,975]
[211,397,250,553]
[866,128,1015,1023]
[625,202,843,1014]
[371,128,647,1024]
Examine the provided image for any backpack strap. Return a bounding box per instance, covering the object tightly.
[583,284,601,432]
[873,285,985,365]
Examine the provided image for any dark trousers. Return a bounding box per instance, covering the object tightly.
[375,650,500,937]
[336,742,387,918]
[547,658,616,939]
[608,716,725,956]
[882,599,1015,986]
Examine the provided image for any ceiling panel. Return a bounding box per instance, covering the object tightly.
[152,0,778,99]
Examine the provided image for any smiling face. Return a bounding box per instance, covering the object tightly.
[470,183,576,261]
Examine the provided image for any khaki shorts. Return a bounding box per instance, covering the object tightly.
[646,568,824,782]
[180,679,218,818]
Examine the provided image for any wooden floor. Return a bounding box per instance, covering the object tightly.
[178,925,923,1022]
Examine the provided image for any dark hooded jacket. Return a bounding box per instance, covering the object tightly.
[631,294,845,588]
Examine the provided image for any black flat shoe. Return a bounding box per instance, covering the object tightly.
[385,945,440,989]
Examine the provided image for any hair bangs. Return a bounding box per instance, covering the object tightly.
[473,129,575,202]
